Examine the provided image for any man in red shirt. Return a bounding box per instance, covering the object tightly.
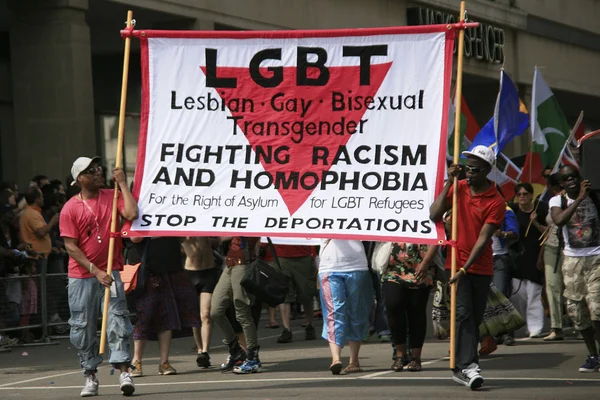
[430,145,505,390]
[60,156,138,397]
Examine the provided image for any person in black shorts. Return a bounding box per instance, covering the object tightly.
[183,237,221,368]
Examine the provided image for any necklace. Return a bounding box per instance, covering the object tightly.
[80,191,102,243]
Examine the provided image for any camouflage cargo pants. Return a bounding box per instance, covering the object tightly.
[562,255,600,330]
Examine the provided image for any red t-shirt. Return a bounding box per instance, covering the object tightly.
[262,244,315,261]
[444,180,505,276]
[60,189,125,278]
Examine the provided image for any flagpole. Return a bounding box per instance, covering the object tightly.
[99,10,134,355]
[449,0,467,372]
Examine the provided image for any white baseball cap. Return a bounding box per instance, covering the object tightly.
[461,145,495,167]
[70,156,101,185]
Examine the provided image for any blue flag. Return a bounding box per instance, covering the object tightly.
[467,70,529,155]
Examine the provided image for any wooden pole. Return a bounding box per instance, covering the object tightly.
[450,0,467,371]
[99,10,134,355]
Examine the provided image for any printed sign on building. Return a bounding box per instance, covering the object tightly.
[123,26,454,243]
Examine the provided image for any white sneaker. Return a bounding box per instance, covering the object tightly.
[452,363,483,390]
[80,376,99,397]
[119,372,135,396]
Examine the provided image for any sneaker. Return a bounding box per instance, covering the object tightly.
[130,360,143,377]
[233,358,263,374]
[452,363,484,390]
[220,337,247,372]
[158,362,177,375]
[233,346,263,374]
[119,372,135,396]
[503,335,516,346]
[578,355,599,372]
[529,331,543,338]
[543,330,564,341]
[196,352,211,368]
[277,328,293,343]
[305,324,316,341]
[80,375,99,397]
[379,334,392,343]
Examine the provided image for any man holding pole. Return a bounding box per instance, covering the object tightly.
[430,145,505,390]
[60,156,139,397]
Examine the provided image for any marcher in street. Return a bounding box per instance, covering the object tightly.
[129,237,200,377]
[543,173,566,341]
[183,236,221,368]
[429,145,505,390]
[318,239,373,375]
[210,237,263,374]
[550,166,600,372]
[60,156,139,397]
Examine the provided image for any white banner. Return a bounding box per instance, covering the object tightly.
[124,27,454,242]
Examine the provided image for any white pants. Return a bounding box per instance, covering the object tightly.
[511,278,544,335]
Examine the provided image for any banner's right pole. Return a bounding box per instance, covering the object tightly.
[450,0,467,371]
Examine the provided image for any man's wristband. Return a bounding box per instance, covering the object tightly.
[460,268,467,274]
[89,262,94,274]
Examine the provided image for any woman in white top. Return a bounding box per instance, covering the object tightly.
[318,239,373,375]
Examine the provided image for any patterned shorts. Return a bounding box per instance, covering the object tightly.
[562,255,600,330]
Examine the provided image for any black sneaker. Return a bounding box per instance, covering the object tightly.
[220,337,247,372]
[452,364,484,390]
[305,325,316,340]
[277,329,293,343]
[196,352,211,368]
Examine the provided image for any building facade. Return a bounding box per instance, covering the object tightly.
[1,0,599,187]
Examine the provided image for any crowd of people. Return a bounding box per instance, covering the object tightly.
[1,147,599,396]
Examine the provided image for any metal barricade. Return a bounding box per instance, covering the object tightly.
[0,258,139,348]
[0,258,67,346]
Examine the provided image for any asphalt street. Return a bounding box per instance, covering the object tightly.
[0,317,598,399]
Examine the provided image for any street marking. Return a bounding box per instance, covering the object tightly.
[1,375,599,391]
[0,330,304,388]
[359,356,448,379]
[0,368,104,388]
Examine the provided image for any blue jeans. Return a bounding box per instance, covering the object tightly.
[68,271,132,373]
[493,254,512,298]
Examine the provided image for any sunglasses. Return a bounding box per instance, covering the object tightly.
[82,165,103,175]
[464,165,483,174]
[560,173,580,182]
[516,191,531,197]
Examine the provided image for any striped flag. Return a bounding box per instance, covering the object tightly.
[446,95,480,162]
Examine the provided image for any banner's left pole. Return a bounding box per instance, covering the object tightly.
[99,10,134,356]
[449,0,467,371]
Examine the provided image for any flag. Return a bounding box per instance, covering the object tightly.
[530,67,570,164]
[447,94,480,161]
[467,70,528,155]
[494,71,529,153]
[490,152,522,200]
[525,67,570,180]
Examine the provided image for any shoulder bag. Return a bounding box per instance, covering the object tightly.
[240,237,291,307]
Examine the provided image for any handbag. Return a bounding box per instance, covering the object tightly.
[371,242,392,275]
[123,239,149,298]
[479,284,525,338]
[240,237,291,307]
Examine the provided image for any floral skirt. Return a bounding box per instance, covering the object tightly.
[133,270,200,341]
